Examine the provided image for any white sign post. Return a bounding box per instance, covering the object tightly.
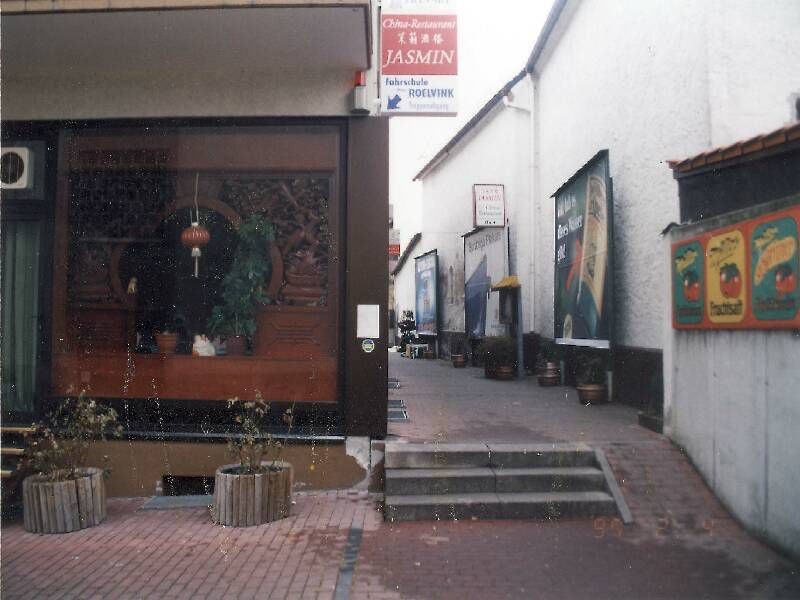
[473,184,505,227]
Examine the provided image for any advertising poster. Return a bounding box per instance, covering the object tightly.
[380,0,458,115]
[473,184,505,227]
[553,151,613,348]
[464,228,508,339]
[671,202,800,330]
[706,228,747,325]
[415,250,438,336]
[751,213,799,322]
[672,240,705,327]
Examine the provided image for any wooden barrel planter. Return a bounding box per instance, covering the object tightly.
[212,461,293,527]
[22,467,106,534]
[451,354,467,368]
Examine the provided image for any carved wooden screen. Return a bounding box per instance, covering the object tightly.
[52,127,342,404]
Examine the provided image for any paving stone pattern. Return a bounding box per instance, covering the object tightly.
[2,353,798,599]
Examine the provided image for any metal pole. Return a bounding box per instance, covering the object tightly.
[516,289,524,378]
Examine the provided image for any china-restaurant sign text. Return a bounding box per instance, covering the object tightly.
[380,1,458,115]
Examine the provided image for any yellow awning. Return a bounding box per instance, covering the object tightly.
[491,275,521,291]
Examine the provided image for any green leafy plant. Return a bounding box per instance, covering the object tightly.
[576,353,606,385]
[397,309,416,352]
[481,336,517,370]
[23,394,123,481]
[226,393,295,475]
[207,214,275,339]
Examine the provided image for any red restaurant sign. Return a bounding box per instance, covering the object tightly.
[380,9,458,115]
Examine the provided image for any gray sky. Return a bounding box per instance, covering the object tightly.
[390,0,553,248]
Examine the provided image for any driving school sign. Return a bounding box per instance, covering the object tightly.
[380,6,458,115]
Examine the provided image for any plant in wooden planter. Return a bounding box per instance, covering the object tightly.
[451,341,467,368]
[537,340,561,386]
[576,353,608,405]
[208,214,275,355]
[397,310,416,354]
[21,395,123,534]
[481,336,517,380]
[212,394,295,527]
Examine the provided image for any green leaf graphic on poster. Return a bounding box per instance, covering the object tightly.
[673,240,704,325]
[751,216,799,321]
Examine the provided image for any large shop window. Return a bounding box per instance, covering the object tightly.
[51,127,342,403]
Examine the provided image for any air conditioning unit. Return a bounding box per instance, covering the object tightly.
[1,147,33,190]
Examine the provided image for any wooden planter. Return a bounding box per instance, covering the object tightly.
[22,467,106,534]
[451,354,467,368]
[212,461,293,527]
[577,384,607,405]
[537,363,561,386]
[225,336,247,356]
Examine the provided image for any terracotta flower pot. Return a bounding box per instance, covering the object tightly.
[155,333,178,356]
[424,350,435,359]
[451,354,467,368]
[226,335,247,356]
[495,365,515,380]
[577,383,607,405]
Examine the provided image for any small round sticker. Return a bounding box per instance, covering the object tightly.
[361,339,376,353]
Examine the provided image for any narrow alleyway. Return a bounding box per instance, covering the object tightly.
[2,353,798,599]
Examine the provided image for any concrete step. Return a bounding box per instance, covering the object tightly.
[488,443,597,469]
[386,468,496,495]
[385,443,490,469]
[385,466,606,495]
[384,442,598,469]
[385,491,617,522]
[1,447,25,456]
[494,467,605,493]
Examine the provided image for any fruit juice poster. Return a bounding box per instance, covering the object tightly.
[705,228,747,325]
[672,240,704,327]
[750,209,799,324]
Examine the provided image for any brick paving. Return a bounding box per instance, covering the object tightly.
[2,352,798,599]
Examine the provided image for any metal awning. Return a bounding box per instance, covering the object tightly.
[1,3,372,81]
[491,275,520,291]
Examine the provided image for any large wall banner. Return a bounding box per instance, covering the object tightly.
[553,151,614,348]
[464,227,508,339]
[380,0,458,115]
[415,250,439,336]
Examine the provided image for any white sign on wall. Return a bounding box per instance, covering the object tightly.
[473,184,505,227]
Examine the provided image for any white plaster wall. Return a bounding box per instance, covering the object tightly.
[531,0,709,348]
[530,0,800,349]
[393,260,417,328]
[707,0,800,147]
[666,325,800,558]
[413,79,532,336]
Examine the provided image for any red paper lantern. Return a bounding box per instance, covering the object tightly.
[181,222,210,277]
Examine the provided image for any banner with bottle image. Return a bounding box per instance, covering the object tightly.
[671,202,800,330]
[415,250,439,336]
[553,151,613,348]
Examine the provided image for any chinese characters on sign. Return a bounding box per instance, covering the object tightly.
[671,204,800,329]
[380,2,458,115]
[473,184,505,227]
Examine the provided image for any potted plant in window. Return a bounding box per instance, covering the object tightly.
[208,215,275,355]
[481,336,517,380]
[212,394,294,527]
[537,340,561,386]
[21,394,123,533]
[576,353,608,405]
